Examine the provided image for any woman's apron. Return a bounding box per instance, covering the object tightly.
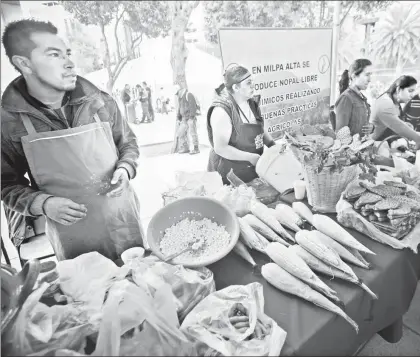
[20,113,144,261]
[208,100,264,184]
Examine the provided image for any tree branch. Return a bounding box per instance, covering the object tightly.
[340,2,354,27]
[130,33,143,50]
[112,57,128,82]
[114,6,126,61]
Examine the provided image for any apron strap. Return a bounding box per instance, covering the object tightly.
[20,113,37,135]
[93,113,101,124]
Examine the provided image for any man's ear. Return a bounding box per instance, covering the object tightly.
[11,55,32,75]
[232,83,239,93]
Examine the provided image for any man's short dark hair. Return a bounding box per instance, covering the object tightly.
[2,19,58,72]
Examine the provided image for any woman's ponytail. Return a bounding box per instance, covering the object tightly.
[339,70,350,94]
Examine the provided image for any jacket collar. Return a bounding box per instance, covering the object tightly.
[1,75,102,114]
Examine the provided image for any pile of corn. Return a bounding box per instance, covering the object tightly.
[160,218,231,263]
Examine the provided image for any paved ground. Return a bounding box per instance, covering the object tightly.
[1,111,419,355]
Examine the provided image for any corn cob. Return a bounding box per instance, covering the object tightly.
[233,240,257,267]
[238,217,269,253]
[308,230,370,270]
[312,214,376,255]
[250,200,295,242]
[289,245,378,300]
[273,204,303,232]
[292,202,314,225]
[295,230,358,279]
[254,231,277,249]
[265,243,342,306]
[347,248,371,270]
[262,263,359,332]
[243,214,290,247]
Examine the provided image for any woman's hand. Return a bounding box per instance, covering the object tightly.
[362,123,374,136]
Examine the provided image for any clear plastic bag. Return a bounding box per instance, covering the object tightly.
[213,185,256,217]
[91,280,199,356]
[56,252,129,312]
[181,282,287,356]
[2,283,96,356]
[128,255,216,323]
[336,191,420,253]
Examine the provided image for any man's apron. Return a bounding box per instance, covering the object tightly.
[20,113,144,261]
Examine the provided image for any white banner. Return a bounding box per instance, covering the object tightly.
[218,28,333,139]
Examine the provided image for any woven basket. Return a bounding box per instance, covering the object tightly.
[303,164,359,213]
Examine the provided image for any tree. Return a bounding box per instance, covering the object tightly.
[203,1,393,44]
[67,30,103,75]
[62,1,170,92]
[371,3,420,76]
[169,1,199,89]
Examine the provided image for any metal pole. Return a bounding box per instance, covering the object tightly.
[330,1,341,105]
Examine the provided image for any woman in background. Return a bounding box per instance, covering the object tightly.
[334,59,373,136]
[207,64,276,184]
[370,75,420,149]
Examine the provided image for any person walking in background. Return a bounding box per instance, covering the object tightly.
[334,59,374,136]
[139,83,151,123]
[121,84,136,123]
[171,84,200,155]
[143,81,155,122]
[159,86,169,115]
[133,84,142,124]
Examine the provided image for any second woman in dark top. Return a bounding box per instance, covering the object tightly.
[334,59,373,136]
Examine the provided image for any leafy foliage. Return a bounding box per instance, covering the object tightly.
[203,1,393,44]
[371,2,420,70]
[287,130,377,179]
[67,32,103,74]
[61,1,170,91]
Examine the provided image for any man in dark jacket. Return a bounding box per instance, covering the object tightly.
[172,84,200,155]
[143,81,154,122]
[1,19,144,260]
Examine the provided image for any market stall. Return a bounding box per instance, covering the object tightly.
[2,130,420,357]
[209,192,420,356]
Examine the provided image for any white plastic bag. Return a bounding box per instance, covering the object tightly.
[213,185,256,217]
[91,280,199,356]
[175,171,223,196]
[57,252,129,311]
[181,282,287,356]
[2,283,96,356]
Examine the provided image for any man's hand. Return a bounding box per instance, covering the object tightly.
[107,168,130,197]
[248,153,261,166]
[44,197,87,226]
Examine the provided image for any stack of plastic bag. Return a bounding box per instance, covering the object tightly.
[181,282,287,356]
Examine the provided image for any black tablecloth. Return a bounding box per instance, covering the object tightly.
[208,194,420,356]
